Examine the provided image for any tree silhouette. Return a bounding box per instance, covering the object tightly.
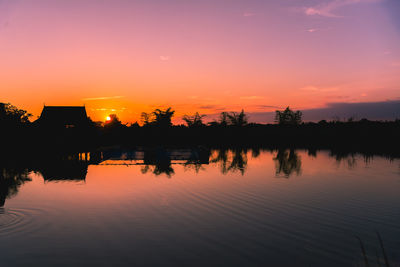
[104,114,125,129]
[183,112,206,127]
[0,103,32,127]
[152,108,174,127]
[141,108,175,127]
[227,110,248,127]
[140,112,153,126]
[219,112,229,127]
[275,107,302,125]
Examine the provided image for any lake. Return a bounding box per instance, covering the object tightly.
[0,148,399,266]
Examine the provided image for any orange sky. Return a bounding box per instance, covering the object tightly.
[1,0,399,123]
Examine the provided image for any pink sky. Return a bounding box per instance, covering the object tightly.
[0,0,399,122]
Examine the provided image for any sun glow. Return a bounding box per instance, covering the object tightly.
[106,116,111,121]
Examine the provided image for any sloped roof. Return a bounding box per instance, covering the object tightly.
[38,106,89,126]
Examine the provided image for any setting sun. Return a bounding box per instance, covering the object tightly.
[106,116,111,121]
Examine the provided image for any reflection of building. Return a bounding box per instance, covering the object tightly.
[96,148,210,165]
[38,157,88,181]
[36,106,89,128]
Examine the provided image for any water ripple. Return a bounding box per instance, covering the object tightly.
[0,207,46,237]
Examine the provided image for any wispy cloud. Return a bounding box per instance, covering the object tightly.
[198,105,217,109]
[391,61,400,67]
[82,96,124,101]
[256,104,281,109]
[324,95,350,99]
[307,28,318,33]
[197,105,227,112]
[160,55,171,61]
[243,12,255,17]
[304,0,381,18]
[300,86,339,92]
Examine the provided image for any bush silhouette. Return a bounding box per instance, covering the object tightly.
[183,112,206,127]
[275,107,302,125]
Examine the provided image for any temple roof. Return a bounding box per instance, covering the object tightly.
[38,106,89,126]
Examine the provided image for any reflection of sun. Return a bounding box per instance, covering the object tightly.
[106,116,111,121]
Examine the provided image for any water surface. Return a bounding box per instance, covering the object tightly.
[0,149,399,266]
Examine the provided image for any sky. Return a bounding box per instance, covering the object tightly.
[0,0,399,123]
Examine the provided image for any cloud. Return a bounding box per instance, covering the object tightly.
[240,96,264,100]
[243,12,255,17]
[82,96,124,101]
[197,105,226,112]
[303,100,400,120]
[160,56,171,61]
[324,95,350,99]
[300,86,339,92]
[256,105,281,109]
[91,107,126,112]
[246,100,400,123]
[391,62,400,67]
[304,0,382,18]
[198,105,217,109]
[307,28,318,33]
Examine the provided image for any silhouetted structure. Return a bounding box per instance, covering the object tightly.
[2,102,400,153]
[36,105,90,128]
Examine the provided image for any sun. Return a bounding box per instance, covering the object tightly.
[106,116,111,121]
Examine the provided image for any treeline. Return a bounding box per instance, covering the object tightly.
[1,102,400,152]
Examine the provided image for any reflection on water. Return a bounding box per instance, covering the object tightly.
[210,148,248,175]
[0,166,31,207]
[0,148,399,266]
[274,149,302,178]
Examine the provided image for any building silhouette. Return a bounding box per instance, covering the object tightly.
[36,106,90,128]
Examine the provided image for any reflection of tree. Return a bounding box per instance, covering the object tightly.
[184,159,205,173]
[142,151,175,178]
[228,149,247,175]
[211,149,248,175]
[141,165,151,174]
[307,148,317,158]
[211,148,229,174]
[0,166,31,207]
[331,152,357,169]
[251,147,261,158]
[141,162,175,178]
[140,148,211,177]
[153,163,174,177]
[273,149,302,178]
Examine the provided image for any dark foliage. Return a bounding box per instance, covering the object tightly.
[0,103,399,155]
[275,106,302,125]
